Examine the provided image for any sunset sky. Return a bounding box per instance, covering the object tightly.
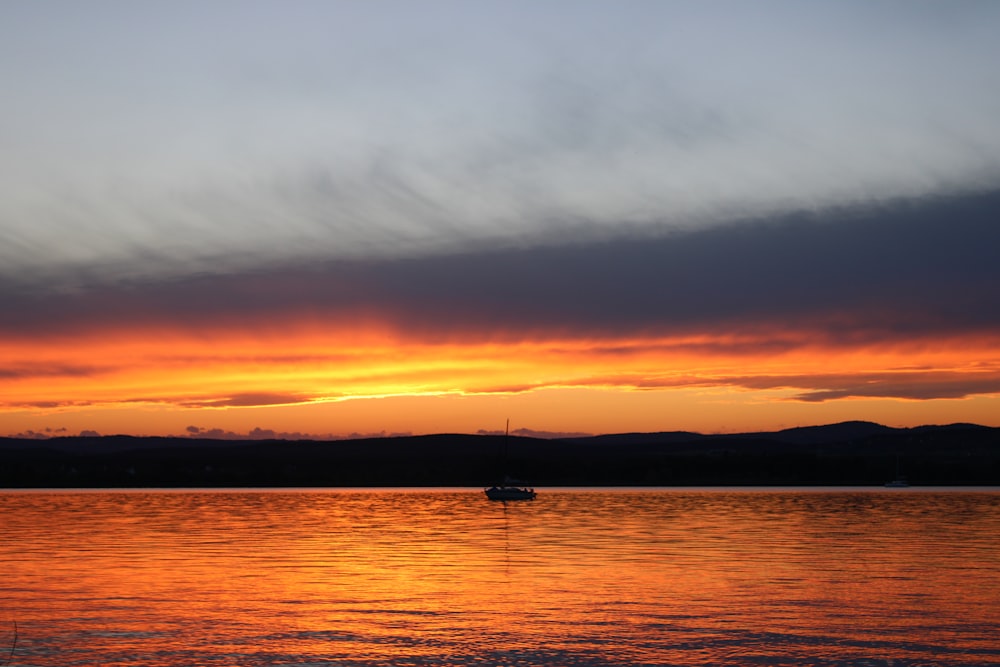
[3,1,1000,439]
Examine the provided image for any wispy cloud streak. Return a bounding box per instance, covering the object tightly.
[1,2,998,286]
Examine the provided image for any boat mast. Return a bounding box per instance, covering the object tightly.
[503,418,509,483]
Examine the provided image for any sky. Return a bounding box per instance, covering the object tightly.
[2,1,1000,439]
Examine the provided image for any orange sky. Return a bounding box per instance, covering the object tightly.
[3,316,999,439]
[3,4,1000,442]
[4,192,1000,440]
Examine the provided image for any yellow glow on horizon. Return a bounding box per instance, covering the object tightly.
[2,322,1000,437]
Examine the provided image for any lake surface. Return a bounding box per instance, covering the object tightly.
[1,488,998,666]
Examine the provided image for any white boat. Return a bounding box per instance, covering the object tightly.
[484,421,536,501]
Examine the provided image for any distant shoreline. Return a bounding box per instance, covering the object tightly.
[3,421,999,488]
[2,485,998,493]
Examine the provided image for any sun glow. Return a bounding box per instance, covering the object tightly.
[3,315,1000,438]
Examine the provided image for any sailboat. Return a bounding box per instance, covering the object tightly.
[884,455,909,488]
[484,420,536,501]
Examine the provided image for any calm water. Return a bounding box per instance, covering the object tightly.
[1,488,998,667]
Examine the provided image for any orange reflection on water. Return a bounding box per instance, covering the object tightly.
[1,489,999,666]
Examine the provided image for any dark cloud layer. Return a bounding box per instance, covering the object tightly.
[727,370,1000,402]
[2,189,998,343]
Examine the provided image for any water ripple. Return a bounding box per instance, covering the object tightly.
[1,488,998,666]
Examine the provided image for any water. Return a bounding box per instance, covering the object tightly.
[1,488,998,667]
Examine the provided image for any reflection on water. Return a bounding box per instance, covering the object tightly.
[1,488,998,666]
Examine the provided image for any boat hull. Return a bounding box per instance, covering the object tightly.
[484,486,536,501]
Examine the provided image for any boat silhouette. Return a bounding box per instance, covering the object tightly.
[485,476,536,501]
[484,420,536,501]
[885,455,909,487]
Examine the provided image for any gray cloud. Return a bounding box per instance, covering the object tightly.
[729,370,1000,403]
[523,366,1000,403]
[2,189,998,344]
[1,2,999,288]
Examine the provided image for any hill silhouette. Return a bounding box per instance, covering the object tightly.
[1,421,998,487]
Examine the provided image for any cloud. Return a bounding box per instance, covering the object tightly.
[1,393,315,412]
[1,2,998,287]
[793,376,1000,403]
[7,428,102,439]
[8,430,49,440]
[0,363,107,379]
[493,366,1000,404]
[3,189,999,345]
[717,368,1000,403]
[181,425,411,441]
[177,393,314,409]
[3,400,93,410]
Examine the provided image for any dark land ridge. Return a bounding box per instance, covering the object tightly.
[1,421,999,488]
